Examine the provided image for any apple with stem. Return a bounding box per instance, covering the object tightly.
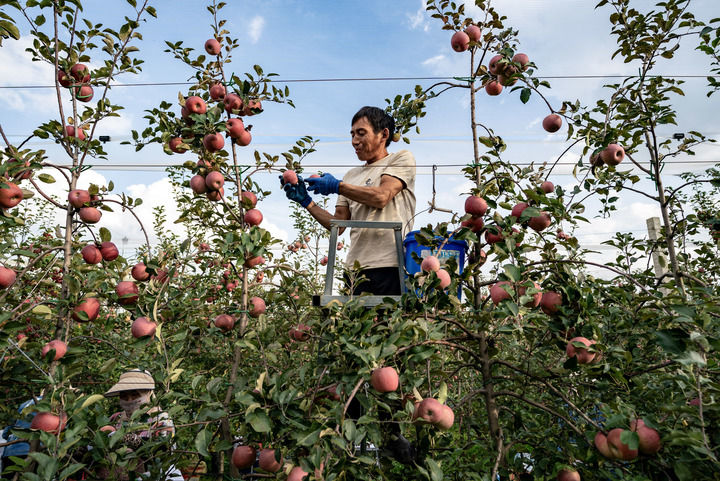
[0,182,23,209]
[464,195,488,216]
[451,31,470,52]
[68,189,90,208]
[78,207,102,224]
[485,80,503,96]
[72,298,100,322]
[204,38,221,55]
[81,244,102,264]
[100,241,119,261]
[131,317,157,338]
[244,208,263,226]
[226,118,246,138]
[601,144,625,166]
[465,24,481,42]
[543,114,562,133]
[231,445,256,469]
[209,83,226,100]
[185,96,207,115]
[30,412,66,434]
[203,133,224,153]
[205,171,225,191]
[224,93,243,114]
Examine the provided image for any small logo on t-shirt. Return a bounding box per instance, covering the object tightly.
[365,178,372,186]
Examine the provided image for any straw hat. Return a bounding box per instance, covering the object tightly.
[104,370,155,397]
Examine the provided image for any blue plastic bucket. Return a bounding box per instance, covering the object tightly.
[403,230,467,298]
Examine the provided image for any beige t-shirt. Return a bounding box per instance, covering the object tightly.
[336,150,416,269]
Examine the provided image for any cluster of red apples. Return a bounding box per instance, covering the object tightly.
[57,63,94,104]
[594,418,661,461]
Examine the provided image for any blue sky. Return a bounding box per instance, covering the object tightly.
[1,0,718,274]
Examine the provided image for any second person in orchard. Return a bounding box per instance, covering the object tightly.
[284,106,416,295]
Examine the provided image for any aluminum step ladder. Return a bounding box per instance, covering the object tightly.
[312,220,406,307]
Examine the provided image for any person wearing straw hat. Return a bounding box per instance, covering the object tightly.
[102,369,183,481]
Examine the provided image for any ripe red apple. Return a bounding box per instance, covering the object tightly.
[465,24,481,42]
[488,54,503,75]
[185,96,207,115]
[152,269,168,284]
[68,189,90,208]
[630,419,661,454]
[249,296,266,318]
[100,241,119,261]
[607,428,638,460]
[511,202,529,220]
[214,314,235,332]
[557,469,580,481]
[288,466,308,481]
[209,83,226,100]
[30,412,66,434]
[517,282,542,308]
[226,118,246,138]
[0,182,23,209]
[74,84,93,102]
[115,280,139,305]
[205,171,225,191]
[0,266,17,288]
[490,281,512,304]
[65,125,86,141]
[80,244,101,264]
[244,208,263,226]
[241,191,257,208]
[190,175,207,194]
[203,133,225,153]
[78,207,102,224]
[594,432,613,458]
[42,339,67,360]
[168,137,188,153]
[69,63,90,83]
[540,291,562,315]
[464,195,488,216]
[245,255,265,268]
[204,38,221,55]
[258,449,282,473]
[436,268,451,289]
[131,262,150,281]
[601,144,625,166]
[206,187,224,202]
[436,404,455,430]
[566,337,596,364]
[72,297,100,322]
[243,99,262,116]
[512,53,530,71]
[414,398,453,430]
[131,317,157,338]
[231,445,256,469]
[543,114,562,133]
[461,215,484,232]
[237,129,252,146]
[371,366,399,393]
[528,212,551,232]
[421,255,440,273]
[485,80,503,96]
[320,256,328,266]
[57,70,72,87]
[541,181,554,194]
[451,31,470,52]
[485,228,504,244]
[283,170,298,185]
[224,93,243,114]
[289,323,310,341]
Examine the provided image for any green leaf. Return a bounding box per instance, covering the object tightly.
[520,88,531,104]
[99,227,111,243]
[37,173,55,183]
[31,305,52,316]
[79,394,105,410]
[503,264,522,282]
[194,427,212,458]
[247,410,271,433]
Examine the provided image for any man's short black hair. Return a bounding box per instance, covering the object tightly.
[352,106,395,147]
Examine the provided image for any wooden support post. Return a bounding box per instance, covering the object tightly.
[646,217,670,294]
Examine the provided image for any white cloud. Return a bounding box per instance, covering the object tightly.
[422,54,445,67]
[0,37,56,114]
[408,0,430,32]
[248,16,265,44]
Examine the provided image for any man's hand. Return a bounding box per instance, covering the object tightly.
[281,175,313,208]
[306,173,341,196]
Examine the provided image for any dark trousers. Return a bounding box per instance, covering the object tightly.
[346,267,401,296]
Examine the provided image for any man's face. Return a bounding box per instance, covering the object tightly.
[351,117,387,163]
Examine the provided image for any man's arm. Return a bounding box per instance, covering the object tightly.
[306,202,350,234]
[337,174,405,210]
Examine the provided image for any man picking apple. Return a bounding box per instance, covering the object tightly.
[283,106,416,295]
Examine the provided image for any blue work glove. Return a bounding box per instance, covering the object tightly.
[306,173,341,196]
[281,175,313,208]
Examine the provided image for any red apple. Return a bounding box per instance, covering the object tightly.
[74,84,93,102]
[185,96,207,115]
[243,99,262,116]
[69,63,90,82]
[214,314,235,332]
[541,181,554,193]
[371,366,399,393]
[241,191,257,208]
[283,170,298,185]
[65,125,86,141]
[436,404,455,430]
[115,280,139,305]
[512,53,530,71]
[249,296,266,318]
[190,175,207,194]
[517,282,542,308]
[594,432,613,458]
[607,428,638,460]
[209,83,226,100]
[490,281,512,305]
[131,317,157,338]
[465,24,481,42]
[485,80,503,96]
[72,297,100,322]
[205,171,225,191]
[485,228,504,244]
[244,208,263,226]
[289,323,310,341]
[206,187,224,202]
[566,337,596,364]
[237,129,252,146]
[543,114,562,133]
[0,182,23,209]
[57,70,72,87]
[540,291,562,315]
[78,207,102,224]
[0,266,17,288]
[528,212,551,232]
[511,202,529,220]
[41,339,67,361]
[80,244,101,264]
[30,412,66,434]
[168,137,188,153]
[226,118,246,138]
[630,419,661,454]
[461,216,484,232]
[421,255,440,273]
[320,256,328,266]
[258,449,282,473]
[204,38,221,55]
[436,268,451,289]
[224,93,244,114]
[288,466,308,481]
[130,263,150,281]
[414,398,453,430]
[152,269,168,284]
[488,54,503,75]
[244,255,265,268]
[231,445,256,469]
[557,469,580,481]
[451,31,470,52]
[100,241,119,261]
[203,133,225,153]
[601,144,625,166]
[68,189,90,208]
[464,195,488,216]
